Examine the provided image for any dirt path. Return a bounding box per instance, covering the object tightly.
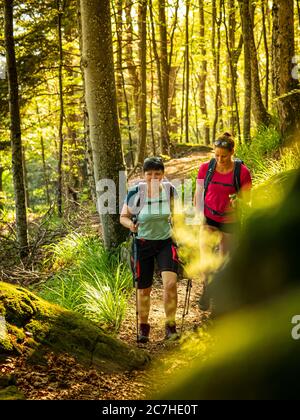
[129,150,213,186]
[1,151,212,400]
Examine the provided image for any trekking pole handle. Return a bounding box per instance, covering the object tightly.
[131,216,138,235]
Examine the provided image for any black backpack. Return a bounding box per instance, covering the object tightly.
[203,158,243,217]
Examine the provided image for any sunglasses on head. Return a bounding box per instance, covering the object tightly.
[214,140,232,149]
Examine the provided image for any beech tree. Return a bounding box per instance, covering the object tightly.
[4,0,29,258]
[80,0,126,249]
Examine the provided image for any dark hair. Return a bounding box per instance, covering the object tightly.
[143,156,165,172]
[214,132,235,151]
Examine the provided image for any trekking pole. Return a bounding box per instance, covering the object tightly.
[131,217,139,343]
[180,278,192,337]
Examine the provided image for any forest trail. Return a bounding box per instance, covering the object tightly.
[1,150,211,400]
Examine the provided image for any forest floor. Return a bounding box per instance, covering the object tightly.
[1,149,212,400]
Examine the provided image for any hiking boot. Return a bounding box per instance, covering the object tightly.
[138,323,150,343]
[165,321,179,341]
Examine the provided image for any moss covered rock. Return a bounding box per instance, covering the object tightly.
[0,282,149,372]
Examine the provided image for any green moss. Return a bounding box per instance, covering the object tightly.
[25,319,50,341]
[7,325,25,343]
[0,336,14,353]
[0,385,25,400]
[0,281,149,372]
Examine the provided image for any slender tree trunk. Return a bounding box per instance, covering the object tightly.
[227,0,236,132]
[261,0,270,110]
[0,164,3,209]
[159,0,170,149]
[148,29,156,155]
[112,2,135,168]
[297,0,300,28]
[35,101,50,205]
[149,0,169,154]
[77,0,96,202]
[22,146,29,209]
[0,165,4,211]
[4,0,29,258]
[222,0,241,139]
[115,0,123,121]
[272,0,300,143]
[57,0,65,217]
[80,0,126,249]
[180,52,186,143]
[125,0,140,125]
[168,66,179,140]
[239,0,252,143]
[199,0,210,145]
[212,1,223,141]
[0,166,3,192]
[185,0,190,144]
[167,0,179,141]
[248,1,272,127]
[137,0,147,165]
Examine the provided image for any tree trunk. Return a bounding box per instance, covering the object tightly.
[80,0,126,249]
[4,0,29,259]
[168,0,179,142]
[239,0,252,143]
[112,1,135,168]
[222,0,241,139]
[248,1,272,127]
[22,146,29,209]
[185,0,190,144]
[168,66,179,140]
[0,165,4,210]
[272,0,300,143]
[57,0,65,217]
[227,0,236,133]
[125,0,140,126]
[212,1,223,141]
[261,0,270,110]
[137,0,147,165]
[149,30,156,155]
[77,0,96,202]
[149,0,169,154]
[35,101,50,206]
[115,0,124,121]
[199,0,210,145]
[159,0,170,150]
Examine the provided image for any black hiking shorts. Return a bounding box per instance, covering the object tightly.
[132,238,179,289]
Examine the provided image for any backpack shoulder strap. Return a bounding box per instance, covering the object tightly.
[162,181,176,213]
[127,182,146,216]
[233,159,243,192]
[135,182,147,210]
[204,159,217,197]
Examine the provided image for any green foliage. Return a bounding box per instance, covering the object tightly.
[37,234,133,333]
[236,127,282,176]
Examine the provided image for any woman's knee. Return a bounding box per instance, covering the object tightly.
[162,272,177,290]
[138,287,152,296]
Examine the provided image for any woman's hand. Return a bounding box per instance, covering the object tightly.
[130,220,139,233]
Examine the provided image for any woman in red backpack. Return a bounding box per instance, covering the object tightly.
[194,132,252,310]
[195,132,252,258]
